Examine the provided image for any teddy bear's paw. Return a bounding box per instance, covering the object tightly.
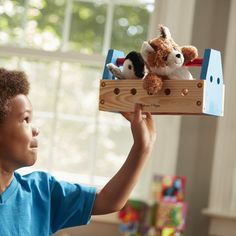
[181,46,198,63]
[143,74,163,95]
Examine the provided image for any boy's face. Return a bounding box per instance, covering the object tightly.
[0,94,39,172]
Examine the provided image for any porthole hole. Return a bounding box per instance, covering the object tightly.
[164,88,171,95]
[130,88,137,95]
[113,88,120,95]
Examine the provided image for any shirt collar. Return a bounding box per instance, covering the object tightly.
[0,173,18,204]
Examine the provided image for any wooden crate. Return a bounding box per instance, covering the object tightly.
[99,48,225,116]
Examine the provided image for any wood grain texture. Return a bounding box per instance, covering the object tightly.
[99,80,205,115]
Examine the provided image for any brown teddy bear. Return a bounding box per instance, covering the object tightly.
[141,25,198,94]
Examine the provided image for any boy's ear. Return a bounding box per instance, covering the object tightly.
[0,128,3,142]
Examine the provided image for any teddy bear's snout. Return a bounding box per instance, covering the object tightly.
[167,51,184,67]
[176,53,181,58]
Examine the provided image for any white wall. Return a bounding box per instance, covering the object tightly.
[177,0,230,236]
[151,0,231,236]
[203,0,236,235]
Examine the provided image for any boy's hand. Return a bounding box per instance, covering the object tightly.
[121,103,156,154]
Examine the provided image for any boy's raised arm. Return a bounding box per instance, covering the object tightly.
[92,104,156,215]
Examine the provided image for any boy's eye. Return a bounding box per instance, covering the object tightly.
[23,117,30,124]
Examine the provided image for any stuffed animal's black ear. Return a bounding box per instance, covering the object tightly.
[125,51,145,78]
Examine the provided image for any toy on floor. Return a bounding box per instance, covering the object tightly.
[118,175,187,236]
[151,175,186,203]
[156,201,187,231]
[118,199,150,235]
[158,228,184,236]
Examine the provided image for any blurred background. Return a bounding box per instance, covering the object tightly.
[0,0,236,235]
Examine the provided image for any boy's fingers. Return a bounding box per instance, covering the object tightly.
[134,103,142,122]
[121,112,132,121]
[135,103,142,112]
[145,112,152,120]
[121,104,143,122]
[145,112,156,132]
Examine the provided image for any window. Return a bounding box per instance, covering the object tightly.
[0,0,155,195]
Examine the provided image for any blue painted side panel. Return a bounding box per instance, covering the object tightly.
[102,49,125,80]
[200,49,224,116]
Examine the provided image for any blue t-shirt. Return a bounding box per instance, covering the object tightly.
[0,171,96,236]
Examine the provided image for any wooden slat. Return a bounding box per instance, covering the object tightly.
[99,80,205,114]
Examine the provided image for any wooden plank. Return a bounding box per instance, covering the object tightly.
[99,80,205,114]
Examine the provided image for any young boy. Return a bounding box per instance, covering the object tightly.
[0,67,156,235]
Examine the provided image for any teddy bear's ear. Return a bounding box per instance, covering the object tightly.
[181,46,198,63]
[141,41,155,53]
[141,41,155,61]
[159,25,171,40]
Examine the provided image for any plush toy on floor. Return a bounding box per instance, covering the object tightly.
[141,25,198,94]
[107,51,145,80]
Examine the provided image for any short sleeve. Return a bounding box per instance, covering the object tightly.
[49,176,96,233]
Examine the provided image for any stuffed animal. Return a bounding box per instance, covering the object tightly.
[107,51,145,80]
[141,25,198,94]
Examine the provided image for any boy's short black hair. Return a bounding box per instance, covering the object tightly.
[0,68,30,123]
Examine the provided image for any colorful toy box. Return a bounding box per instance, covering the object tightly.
[156,202,187,231]
[118,175,187,236]
[118,199,150,235]
[151,175,186,203]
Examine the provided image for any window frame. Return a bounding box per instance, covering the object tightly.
[0,0,156,196]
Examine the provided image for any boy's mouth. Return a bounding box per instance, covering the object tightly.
[30,140,38,149]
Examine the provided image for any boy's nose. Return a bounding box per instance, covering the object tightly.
[32,127,40,137]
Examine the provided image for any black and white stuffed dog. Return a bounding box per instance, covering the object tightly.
[107,51,145,80]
